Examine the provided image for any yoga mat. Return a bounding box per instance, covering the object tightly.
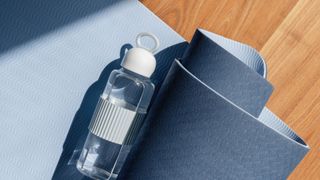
[0,0,186,179]
[119,30,309,180]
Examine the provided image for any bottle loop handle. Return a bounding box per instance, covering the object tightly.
[136,32,160,53]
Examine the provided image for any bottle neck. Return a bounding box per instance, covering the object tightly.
[120,67,151,81]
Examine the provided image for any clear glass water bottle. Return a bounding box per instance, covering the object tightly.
[77,33,159,179]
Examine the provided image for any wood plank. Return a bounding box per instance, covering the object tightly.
[261,0,320,179]
[141,0,298,50]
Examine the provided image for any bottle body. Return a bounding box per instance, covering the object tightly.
[77,68,154,179]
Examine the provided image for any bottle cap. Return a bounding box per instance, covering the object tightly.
[121,32,160,78]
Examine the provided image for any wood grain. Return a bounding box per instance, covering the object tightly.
[141,0,320,179]
[141,0,298,50]
[261,0,320,179]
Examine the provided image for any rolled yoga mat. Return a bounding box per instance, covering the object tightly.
[119,29,309,180]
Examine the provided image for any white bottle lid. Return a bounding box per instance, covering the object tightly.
[121,32,160,78]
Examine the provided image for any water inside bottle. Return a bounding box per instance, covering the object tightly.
[77,96,146,179]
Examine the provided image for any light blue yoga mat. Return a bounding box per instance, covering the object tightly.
[0,1,186,179]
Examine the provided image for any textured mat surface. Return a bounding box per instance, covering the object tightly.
[0,1,186,179]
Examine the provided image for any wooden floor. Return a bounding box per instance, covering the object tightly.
[141,0,320,179]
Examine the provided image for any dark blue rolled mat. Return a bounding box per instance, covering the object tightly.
[119,30,309,179]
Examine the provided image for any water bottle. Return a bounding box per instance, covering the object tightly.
[77,33,160,179]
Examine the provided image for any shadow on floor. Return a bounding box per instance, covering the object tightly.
[0,0,124,55]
